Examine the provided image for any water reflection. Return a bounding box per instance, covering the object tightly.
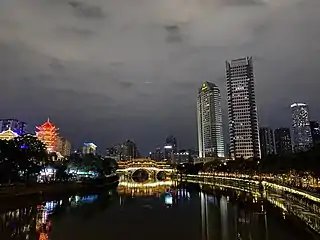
[0,177,319,240]
[0,193,106,240]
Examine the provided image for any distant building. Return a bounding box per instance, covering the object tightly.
[149,148,164,162]
[106,141,139,161]
[122,140,138,161]
[174,149,195,164]
[291,103,313,152]
[82,142,97,155]
[0,119,26,135]
[36,119,59,152]
[105,147,120,161]
[274,128,292,155]
[226,57,261,159]
[197,81,225,158]
[164,135,178,163]
[57,137,71,157]
[259,128,275,158]
[0,129,20,141]
[310,121,320,146]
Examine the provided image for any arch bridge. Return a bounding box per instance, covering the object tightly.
[117,158,174,179]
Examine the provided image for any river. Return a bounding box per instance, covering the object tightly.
[0,177,319,240]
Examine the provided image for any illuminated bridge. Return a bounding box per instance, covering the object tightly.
[116,159,174,180]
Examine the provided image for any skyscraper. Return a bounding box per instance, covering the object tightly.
[259,127,275,158]
[121,140,138,160]
[291,103,313,152]
[197,81,224,158]
[164,135,178,163]
[226,57,261,159]
[310,121,320,146]
[274,128,292,155]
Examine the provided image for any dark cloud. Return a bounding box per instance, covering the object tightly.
[165,25,183,43]
[119,81,134,89]
[68,1,106,19]
[0,0,319,153]
[56,26,95,38]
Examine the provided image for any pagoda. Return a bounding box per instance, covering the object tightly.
[36,118,59,152]
[0,128,19,141]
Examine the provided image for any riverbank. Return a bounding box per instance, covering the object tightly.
[0,174,119,200]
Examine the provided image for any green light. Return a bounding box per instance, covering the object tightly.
[201,83,207,91]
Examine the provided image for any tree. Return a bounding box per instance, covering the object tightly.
[12,135,48,182]
[0,140,19,183]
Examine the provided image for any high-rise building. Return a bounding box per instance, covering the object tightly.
[82,142,97,155]
[291,103,313,152]
[197,81,224,158]
[259,127,275,158]
[226,57,261,159]
[36,119,59,152]
[274,128,292,155]
[121,140,138,160]
[310,121,320,146]
[0,119,26,135]
[57,137,71,157]
[164,135,178,163]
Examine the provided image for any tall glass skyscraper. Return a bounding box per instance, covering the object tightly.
[291,103,313,151]
[226,57,261,159]
[197,81,224,158]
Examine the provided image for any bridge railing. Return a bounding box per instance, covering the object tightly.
[182,174,320,235]
[183,172,320,205]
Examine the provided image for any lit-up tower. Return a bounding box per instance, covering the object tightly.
[197,81,225,158]
[226,57,261,159]
[291,103,313,151]
[36,119,59,152]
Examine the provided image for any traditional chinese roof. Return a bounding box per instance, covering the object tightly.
[0,129,19,136]
[36,118,58,130]
[0,129,19,140]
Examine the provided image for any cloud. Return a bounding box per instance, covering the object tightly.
[0,0,319,153]
[68,1,107,19]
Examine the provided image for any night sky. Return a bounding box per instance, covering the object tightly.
[0,0,319,154]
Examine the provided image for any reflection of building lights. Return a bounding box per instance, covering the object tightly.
[39,233,49,240]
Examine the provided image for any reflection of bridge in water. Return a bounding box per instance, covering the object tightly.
[117,159,174,180]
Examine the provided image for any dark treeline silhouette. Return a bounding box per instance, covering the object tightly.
[0,135,118,184]
[0,135,48,183]
[205,144,320,178]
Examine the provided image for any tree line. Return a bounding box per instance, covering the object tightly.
[205,144,320,178]
[0,135,118,184]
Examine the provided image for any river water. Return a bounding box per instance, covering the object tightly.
[0,177,319,240]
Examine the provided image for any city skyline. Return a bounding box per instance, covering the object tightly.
[1,0,320,154]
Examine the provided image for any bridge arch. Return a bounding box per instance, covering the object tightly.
[117,158,174,180]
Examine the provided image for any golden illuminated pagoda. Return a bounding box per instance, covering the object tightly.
[36,118,59,152]
[0,128,19,141]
